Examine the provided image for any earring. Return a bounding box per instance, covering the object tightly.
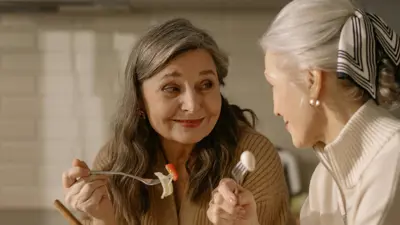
[309,99,320,107]
[138,109,146,119]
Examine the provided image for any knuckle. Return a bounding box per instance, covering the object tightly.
[217,182,224,189]
[61,172,70,183]
[211,189,218,197]
[77,178,86,184]
[64,195,72,205]
[87,182,96,189]
[217,183,227,193]
[77,204,87,212]
[214,192,223,205]
[208,205,217,215]
[206,208,215,221]
[219,178,232,184]
[81,183,92,193]
[99,185,108,194]
[65,196,77,209]
[215,206,224,215]
[219,178,228,185]
[75,167,85,175]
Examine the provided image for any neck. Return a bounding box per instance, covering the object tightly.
[161,138,194,167]
[321,100,364,144]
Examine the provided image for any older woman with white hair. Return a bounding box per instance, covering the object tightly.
[207,0,400,225]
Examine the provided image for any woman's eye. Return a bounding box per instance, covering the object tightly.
[200,80,214,90]
[162,86,180,93]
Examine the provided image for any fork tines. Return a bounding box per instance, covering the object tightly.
[231,162,248,185]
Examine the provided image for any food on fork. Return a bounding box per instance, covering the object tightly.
[165,163,178,181]
[240,150,256,172]
[154,172,173,199]
[154,164,178,199]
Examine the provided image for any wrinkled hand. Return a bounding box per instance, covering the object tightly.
[62,159,115,224]
[207,178,259,225]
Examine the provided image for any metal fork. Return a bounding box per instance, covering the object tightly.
[90,171,161,186]
[231,160,249,186]
[232,151,256,186]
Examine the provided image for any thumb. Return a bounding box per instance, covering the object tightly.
[72,159,90,169]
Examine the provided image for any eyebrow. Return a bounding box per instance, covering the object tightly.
[199,69,216,76]
[161,69,216,80]
[161,71,181,80]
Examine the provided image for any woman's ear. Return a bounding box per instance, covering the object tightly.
[307,69,323,99]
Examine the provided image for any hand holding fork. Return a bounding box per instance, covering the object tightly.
[207,151,259,225]
[57,159,166,225]
[60,159,116,225]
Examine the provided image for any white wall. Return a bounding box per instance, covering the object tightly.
[0,10,315,210]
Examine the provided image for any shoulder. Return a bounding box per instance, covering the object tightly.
[380,129,400,156]
[307,163,335,201]
[361,130,400,188]
[309,163,330,183]
[350,131,400,224]
[376,148,400,224]
[353,143,400,224]
[363,130,400,182]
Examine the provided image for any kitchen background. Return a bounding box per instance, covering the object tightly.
[0,0,398,224]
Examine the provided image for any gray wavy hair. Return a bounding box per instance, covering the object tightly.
[260,0,400,109]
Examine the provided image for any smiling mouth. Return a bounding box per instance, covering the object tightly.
[174,118,204,128]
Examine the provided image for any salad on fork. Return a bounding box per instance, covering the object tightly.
[154,164,179,199]
[90,163,179,199]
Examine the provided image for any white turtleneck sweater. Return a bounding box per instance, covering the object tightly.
[300,100,400,225]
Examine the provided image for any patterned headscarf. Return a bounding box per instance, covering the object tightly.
[337,9,400,103]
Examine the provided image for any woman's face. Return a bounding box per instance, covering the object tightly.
[264,51,321,148]
[141,49,222,145]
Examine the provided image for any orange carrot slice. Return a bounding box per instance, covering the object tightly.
[165,164,178,181]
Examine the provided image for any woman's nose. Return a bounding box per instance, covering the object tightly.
[273,105,281,117]
[181,90,201,113]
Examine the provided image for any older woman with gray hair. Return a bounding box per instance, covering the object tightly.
[61,18,292,225]
[207,0,400,225]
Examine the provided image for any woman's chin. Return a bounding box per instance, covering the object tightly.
[291,137,314,149]
[171,134,205,145]
[292,140,303,149]
[290,134,307,149]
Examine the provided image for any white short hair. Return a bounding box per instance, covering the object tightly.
[260,0,356,71]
